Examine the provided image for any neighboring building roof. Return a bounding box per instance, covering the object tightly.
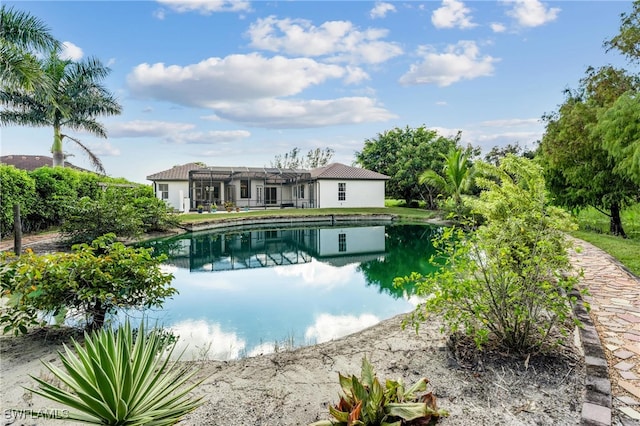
[146,162,389,182]
[146,163,205,181]
[0,155,88,172]
[310,163,389,180]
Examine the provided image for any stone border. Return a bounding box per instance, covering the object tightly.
[572,289,613,425]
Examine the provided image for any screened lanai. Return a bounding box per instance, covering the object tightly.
[188,166,312,210]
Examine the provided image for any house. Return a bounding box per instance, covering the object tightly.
[146,162,389,212]
[0,155,89,172]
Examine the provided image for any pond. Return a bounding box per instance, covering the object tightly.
[135,222,441,360]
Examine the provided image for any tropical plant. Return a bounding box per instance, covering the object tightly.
[0,234,176,333]
[0,50,121,173]
[0,5,59,91]
[24,320,203,425]
[419,147,475,218]
[397,156,582,353]
[355,126,463,207]
[310,356,447,426]
[271,147,335,169]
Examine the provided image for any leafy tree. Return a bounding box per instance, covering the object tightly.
[0,234,176,332]
[540,66,639,237]
[604,0,640,63]
[594,91,640,185]
[0,5,59,91]
[0,165,36,238]
[419,147,475,218]
[397,156,580,353]
[61,185,179,245]
[271,147,334,169]
[0,51,121,173]
[484,142,536,166]
[355,126,461,207]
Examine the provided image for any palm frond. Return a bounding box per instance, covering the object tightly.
[61,134,106,175]
[0,5,60,53]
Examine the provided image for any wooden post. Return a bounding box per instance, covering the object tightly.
[13,203,22,255]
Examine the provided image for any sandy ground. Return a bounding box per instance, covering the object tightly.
[0,313,584,426]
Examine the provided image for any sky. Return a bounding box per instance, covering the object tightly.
[1,0,634,184]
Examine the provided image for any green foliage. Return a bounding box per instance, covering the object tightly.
[61,185,179,245]
[271,147,335,169]
[398,156,581,353]
[25,320,202,425]
[540,66,639,237]
[595,91,640,185]
[355,126,462,207]
[0,164,36,237]
[419,147,476,219]
[604,0,640,63]
[310,356,447,426]
[0,234,176,333]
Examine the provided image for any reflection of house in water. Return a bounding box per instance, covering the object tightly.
[159,225,387,272]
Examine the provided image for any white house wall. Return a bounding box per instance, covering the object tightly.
[317,226,385,257]
[317,180,385,208]
[157,181,189,211]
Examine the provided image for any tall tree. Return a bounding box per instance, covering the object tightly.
[540,66,639,237]
[271,147,334,169]
[604,0,640,63]
[0,51,122,173]
[0,5,59,91]
[355,126,461,207]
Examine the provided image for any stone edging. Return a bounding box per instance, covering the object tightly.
[572,288,613,426]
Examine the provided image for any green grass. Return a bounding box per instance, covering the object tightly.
[178,206,440,224]
[574,204,640,240]
[572,230,640,277]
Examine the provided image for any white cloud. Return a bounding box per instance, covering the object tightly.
[169,319,246,361]
[305,313,380,344]
[60,41,83,60]
[246,16,403,65]
[156,0,250,14]
[399,41,498,87]
[274,260,356,288]
[505,0,560,27]
[153,8,166,20]
[84,141,120,157]
[480,118,540,127]
[431,0,477,29]
[165,130,251,144]
[370,2,396,19]
[108,120,195,137]
[128,53,345,107]
[208,97,397,128]
[491,22,507,33]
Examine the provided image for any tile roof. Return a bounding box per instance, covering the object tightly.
[0,155,88,172]
[146,163,204,180]
[310,163,389,180]
[147,162,389,181]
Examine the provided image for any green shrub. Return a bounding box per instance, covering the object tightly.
[310,356,447,426]
[0,165,36,237]
[25,320,202,425]
[397,156,582,353]
[0,234,176,333]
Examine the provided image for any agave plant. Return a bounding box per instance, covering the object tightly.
[310,357,448,426]
[26,321,203,425]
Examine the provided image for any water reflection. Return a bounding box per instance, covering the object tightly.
[139,223,441,359]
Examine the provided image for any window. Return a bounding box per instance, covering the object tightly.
[338,233,347,252]
[338,182,346,201]
[299,185,305,198]
[240,179,251,199]
[158,183,169,200]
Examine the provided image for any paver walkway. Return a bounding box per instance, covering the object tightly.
[570,237,640,426]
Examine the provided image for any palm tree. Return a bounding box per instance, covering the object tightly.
[0,5,60,91]
[419,147,475,216]
[0,51,122,173]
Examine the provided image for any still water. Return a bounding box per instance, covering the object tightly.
[136,223,441,360]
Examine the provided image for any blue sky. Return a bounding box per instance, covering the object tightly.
[1,0,633,183]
